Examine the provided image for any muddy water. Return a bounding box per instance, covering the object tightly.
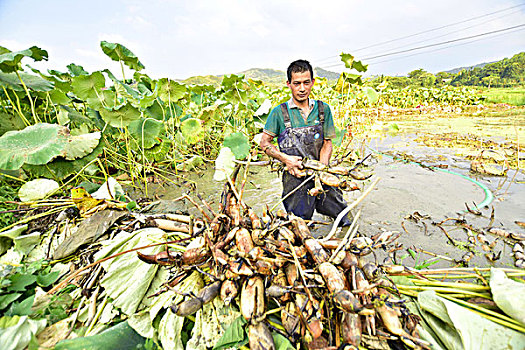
[150,114,525,269]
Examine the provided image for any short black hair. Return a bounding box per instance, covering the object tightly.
[287,59,314,82]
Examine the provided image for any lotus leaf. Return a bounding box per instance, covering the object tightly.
[157,78,187,103]
[0,315,46,350]
[334,72,363,93]
[340,53,368,72]
[13,231,41,255]
[103,69,140,101]
[418,290,525,350]
[100,41,145,71]
[23,141,104,179]
[143,138,171,162]
[0,72,54,92]
[47,89,71,105]
[139,90,157,109]
[213,316,247,350]
[54,321,145,350]
[187,298,241,349]
[490,268,525,324]
[0,225,28,256]
[214,147,236,181]
[71,71,105,101]
[363,86,379,104]
[180,117,204,144]
[62,131,101,160]
[95,228,165,316]
[129,117,163,149]
[223,132,250,160]
[18,179,59,202]
[0,111,26,136]
[67,63,88,76]
[86,89,117,110]
[0,46,48,73]
[99,102,141,128]
[0,123,69,170]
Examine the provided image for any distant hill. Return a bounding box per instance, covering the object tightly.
[443,61,496,74]
[181,67,340,86]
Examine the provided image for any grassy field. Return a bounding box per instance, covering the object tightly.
[480,87,525,106]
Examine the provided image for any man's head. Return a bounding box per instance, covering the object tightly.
[287,59,314,82]
[287,60,315,104]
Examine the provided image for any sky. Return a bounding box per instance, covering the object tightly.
[1,0,524,80]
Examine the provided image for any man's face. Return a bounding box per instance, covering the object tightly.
[287,70,315,104]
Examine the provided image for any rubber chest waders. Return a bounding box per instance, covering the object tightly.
[277,101,351,225]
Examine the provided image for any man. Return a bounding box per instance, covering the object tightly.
[259,59,351,226]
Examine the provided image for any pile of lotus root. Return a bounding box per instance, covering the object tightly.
[136,174,429,350]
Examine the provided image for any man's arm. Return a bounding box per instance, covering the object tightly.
[259,132,303,177]
[319,139,333,166]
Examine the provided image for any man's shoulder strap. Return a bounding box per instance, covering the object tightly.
[280,103,291,128]
[317,100,325,124]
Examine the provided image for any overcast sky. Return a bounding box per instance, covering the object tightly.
[1,0,524,80]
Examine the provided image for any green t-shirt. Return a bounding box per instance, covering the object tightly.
[263,99,336,139]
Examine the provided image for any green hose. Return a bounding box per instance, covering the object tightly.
[367,147,494,211]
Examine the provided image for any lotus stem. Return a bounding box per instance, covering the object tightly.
[397,285,491,299]
[16,71,39,124]
[411,280,490,291]
[2,86,30,126]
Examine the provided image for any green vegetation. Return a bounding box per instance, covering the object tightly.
[370,52,524,90]
[481,87,525,106]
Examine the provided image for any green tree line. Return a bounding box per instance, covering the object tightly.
[372,52,524,89]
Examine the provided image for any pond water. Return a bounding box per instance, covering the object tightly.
[148,113,525,269]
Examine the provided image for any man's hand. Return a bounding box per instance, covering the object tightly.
[283,155,303,177]
[260,132,304,177]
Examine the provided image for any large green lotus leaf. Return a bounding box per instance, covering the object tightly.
[186,298,240,349]
[144,100,170,121]
[103,69,140,101]
[0,225,28,256]
[0,46,48,73]
[23,140,104,179]
[95,228,164,315]
[100,41,145,71]
[363,86,379,104]
[86,89,117,110]
[0,315,46,350]
[27,65,71,94]
[62,131,101,160]
[59,105,105,130]
[0,111,26,136]
[180,117,203,145]
[18,178,59,202]
[139,89,157,109]
[133,71,154,91]
[67,63,88,76]
[157,78,187,103]
[128,118,162,149]
[54,321,145,350]
[71,71,105,100]
[223,132,250,160]
[143,138,171,162]
[47,89,71,105]
[0,72,54,92]
[490,268,525,324]
[0,123,69,170]
[100,103,141,128]
[418,290,525,349]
